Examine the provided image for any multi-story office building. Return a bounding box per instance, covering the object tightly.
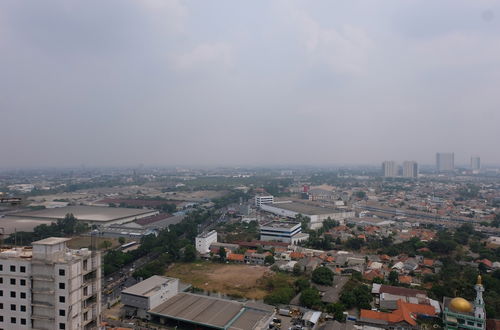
[260,221,302,244]
[195,230,217,254]
[0,237,101,330]
[402,161,418,178]
[254,195,274,208]
[471,156,481,171]
[382,161,397,177]
[436,152,455,172]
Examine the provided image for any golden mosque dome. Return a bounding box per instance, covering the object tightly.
[450,297,473,313]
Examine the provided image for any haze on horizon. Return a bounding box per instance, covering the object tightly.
[1,0,500,168]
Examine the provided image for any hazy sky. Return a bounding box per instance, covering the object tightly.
[1,0,500,168]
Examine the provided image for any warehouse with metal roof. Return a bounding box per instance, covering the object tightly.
[149,292,274,329]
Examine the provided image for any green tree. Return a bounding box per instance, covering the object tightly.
[312,267,334,286]
[340,290,356,308]
[355,191,366,199]
[183,244,196,262]
[326,303,346,321]
[118,237,126,245]
[300,287,322,309]
[340,283,372,309]
[218,247,226,261]
[295,278,310,292]
[345,238,364,250]
[388,270,399,285]
[293,263,302,276]
[265,255,275,265]
[264,287,295,305]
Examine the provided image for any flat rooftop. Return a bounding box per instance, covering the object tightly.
[33,237,71,245]
[11,206,157,222]
[122,276,177,297]
[197,230,217,238]
[149,293,273,330]
[261,221,300,229]
[266,202,340,215]
[0,216,55,235]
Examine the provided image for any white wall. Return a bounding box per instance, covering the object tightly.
[195,231,217,254]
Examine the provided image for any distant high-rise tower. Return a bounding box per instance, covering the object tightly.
[382,161,397,177]
[402,161,418,178]
[471,156,481,171]
[436,153,454,172]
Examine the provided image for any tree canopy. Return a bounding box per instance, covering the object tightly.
[312,267,334,286]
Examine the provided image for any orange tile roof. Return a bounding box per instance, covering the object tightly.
[421,268,433,274]
[290,252,305,260]
[227,253,245,262]
[478,259,493,268]
[423,259,434,266]
[363,269,383,281]
[398,275,412,284]
[360,300,435,326]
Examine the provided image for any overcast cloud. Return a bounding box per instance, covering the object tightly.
[1,0,499,168]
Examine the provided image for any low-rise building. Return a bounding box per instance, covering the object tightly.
[121,276,179,319]
[359,300,436,329]
[260,221,304,244]
[260,202,354,229]
[255,195,274,208]
[149,292,275,329]
[209,242,239,254]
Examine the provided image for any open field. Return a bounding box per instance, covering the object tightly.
[166,262,273,300]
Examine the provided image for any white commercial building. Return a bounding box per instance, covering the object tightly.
[0,237,101,330]
[121,276,179,319]
[260,221,307,244]
[260,202,355,230]
[402,161,418,178]
[195,230,217,254]
[254,195,274,208]
[382,161,397,177]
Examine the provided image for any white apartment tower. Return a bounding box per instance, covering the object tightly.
[0,237,101,330]
[436,152,455,172]
[195,230,217,254]
[402,161,418,178]
[382,161,397,177]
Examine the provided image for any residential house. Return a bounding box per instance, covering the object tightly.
[359,300,436,329]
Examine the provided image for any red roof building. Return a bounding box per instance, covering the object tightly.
[360,300,436,327]
[227,253,245,262]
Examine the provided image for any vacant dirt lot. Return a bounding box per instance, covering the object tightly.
[166,262,272,300]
